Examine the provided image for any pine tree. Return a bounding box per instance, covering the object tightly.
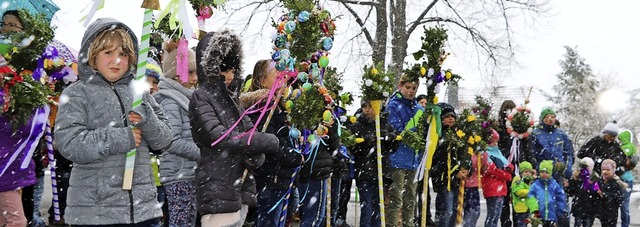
[549,46,606,149]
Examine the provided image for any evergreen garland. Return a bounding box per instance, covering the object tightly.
[2,70,54,128]
[360,62,395,101]
[1,10,55,72]
[287,85,326,130]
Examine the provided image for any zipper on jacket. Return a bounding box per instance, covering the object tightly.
[110,83,134,223]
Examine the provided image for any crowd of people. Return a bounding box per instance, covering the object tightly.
[0,10,638,227]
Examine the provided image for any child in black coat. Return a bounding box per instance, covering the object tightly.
[597,159,626,227]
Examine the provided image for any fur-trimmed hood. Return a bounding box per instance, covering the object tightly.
[195,30,244,87]
[239,89,269,109]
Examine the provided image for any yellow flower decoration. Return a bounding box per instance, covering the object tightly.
[371,68,379,75]
[468,136,475,145]
[445,71,452,80]
[456,130,466,138]
[433,96,439,104]
[474,135,482,143]
[468,147,474,155]
[467,115,476,122]
[349,116,357,124]
[420,67,426,76]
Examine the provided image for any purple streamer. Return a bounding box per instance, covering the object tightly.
[0,105,50,177]
[45,122,61,221]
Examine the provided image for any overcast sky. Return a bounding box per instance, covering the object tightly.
[48,0,640,118]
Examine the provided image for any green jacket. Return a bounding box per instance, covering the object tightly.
[618,130,637,157]
[511,176,539,214]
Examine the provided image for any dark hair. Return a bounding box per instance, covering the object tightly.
[416,94,428,102]
[249,59,272,92]
[498,100,516,120]
[2,10,23,27]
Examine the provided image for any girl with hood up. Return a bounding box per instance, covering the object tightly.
[54,18,173,225]
[189,30,280,227]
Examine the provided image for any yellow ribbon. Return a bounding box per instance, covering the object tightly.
[155,0,181,36]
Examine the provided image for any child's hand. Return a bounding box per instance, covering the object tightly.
[128,112,142,126]
[132,128,142,147]
[597,190,603,198]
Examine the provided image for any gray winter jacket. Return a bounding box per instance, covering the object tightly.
[154,77,199,184]
[54,18,172,225]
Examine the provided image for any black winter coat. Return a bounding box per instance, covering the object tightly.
[240,89,303,191]
[565,175,600,219]
[577,136,626,176]
[348,114,397,180]
[298,121,341,183]
[598,178,625,221]
[431,126,466,193]
[190,73,279,215]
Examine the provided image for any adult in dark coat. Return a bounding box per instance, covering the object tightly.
[577,122,626,176]
[190,30,279,226]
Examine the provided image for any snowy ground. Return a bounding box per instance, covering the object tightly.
[39,174,640,226]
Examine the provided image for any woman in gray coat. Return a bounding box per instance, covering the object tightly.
[154,45,199,226]
[54,18,172,226]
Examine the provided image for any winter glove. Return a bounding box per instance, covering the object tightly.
[554,162,566,175]
[243,154,266,171]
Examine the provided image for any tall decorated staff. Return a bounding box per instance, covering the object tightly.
[405,26,461,227]
[360,62,395,227]
[122,0,160,190]
[504,98,534,176]
[471,95,497,187]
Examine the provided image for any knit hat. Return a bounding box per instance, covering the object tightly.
[519,161,533,174]
[145,58,162,80]
[539,107,555,122]
[162,42,197,80]
[601,121,619,136]
[437,102,456,119]
[579,157,595,173]
[538,160,553,173]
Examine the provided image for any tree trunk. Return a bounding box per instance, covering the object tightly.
[390,0,407,82]
[372,0,387,65]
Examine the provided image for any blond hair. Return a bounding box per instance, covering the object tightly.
[248,59,273,92]
[398,73,418,85]
[87,28,136,71]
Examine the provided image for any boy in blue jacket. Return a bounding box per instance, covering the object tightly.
[528,160,567,227]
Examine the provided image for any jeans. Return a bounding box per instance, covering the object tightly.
[296,179,327,227]
[32,176,45,227]
[485,196,504,227]
[387,169,417,227]
[435,188,458,227]
[356,178,381,227]
[621,181,633,227]
[463,187,480,227]
[331,172,351,226]
[415,179,432,227]
[256,187,287,227]
[514,213,528,227]
[553,174,570,227]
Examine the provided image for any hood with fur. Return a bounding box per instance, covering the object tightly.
[239,89,269,110]
[195,30,243,87]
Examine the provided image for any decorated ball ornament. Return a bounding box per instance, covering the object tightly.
[318,56,329,68]
[322,37,333,51]
[505,106,534,139]
[285,21,297,34]
[302,82,313,91]
[297,72,309,82]
[297,11,310,22]
[271,51,281,62]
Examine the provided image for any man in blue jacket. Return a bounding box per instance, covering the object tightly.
[530,108,573,227]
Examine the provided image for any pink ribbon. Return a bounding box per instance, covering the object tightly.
[176,38,189,83]
[211,70,296,147]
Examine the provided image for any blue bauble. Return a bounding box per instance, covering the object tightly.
[289,127,301,138]
[322,37,333,51]
[284,21,297,34]
[297,11,310,22]
[275,35,287,48]
[271,51,281,62]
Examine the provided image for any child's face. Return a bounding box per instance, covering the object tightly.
[178,70,198,89]
[539,170,550,179]
[442,115,455,127]
[418,99,427,109]
[521,169,532,178]
[221,69,236,86]
[601,166,614,180]
[95,43,130,82]
[398,82,418,100]
[146,77,159,94]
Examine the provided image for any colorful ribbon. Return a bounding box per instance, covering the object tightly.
[508,137,520,176]
[176,38,189,83]
[80,0,105,27]
[45,121,61,221]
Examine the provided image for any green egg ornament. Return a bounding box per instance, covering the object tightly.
[308,134,317,142]
[302,82,313,91]
[285,100,293,112]
[322,110,332,122]
[318,56,329,68]
[285,21,296,34]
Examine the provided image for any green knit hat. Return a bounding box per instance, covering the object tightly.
[540,108,556,122]
[538,160,553,173]
[519,161,533,173]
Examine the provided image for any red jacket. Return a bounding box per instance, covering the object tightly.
[481,152,513,198]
